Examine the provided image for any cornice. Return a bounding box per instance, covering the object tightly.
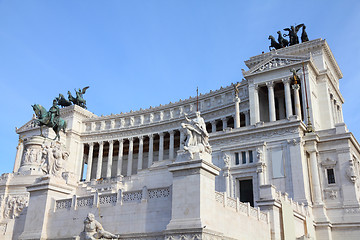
[244,39,342,79]
[83,81,248,122]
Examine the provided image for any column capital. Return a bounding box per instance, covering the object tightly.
[98,141,104,146]
[254,84,260,90]
[108,140,114,144]
[266,81,274,88]
[169,130,175,135]
[128,137,133,142]
[282,78,291,85]
[158,132,164,137]
[292,84,300,90]
[118,138,123,143]
[138,135,144,140]
[210,120,216,124]
[88,142,94,147]
[148,133,154,138]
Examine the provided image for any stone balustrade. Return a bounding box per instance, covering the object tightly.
[214,191,269,223]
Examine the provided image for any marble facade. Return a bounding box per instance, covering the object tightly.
[0,39,359,239]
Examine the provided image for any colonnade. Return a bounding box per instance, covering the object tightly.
[82,111,250,181]
[83,130,182,181]
[253,78,302,123]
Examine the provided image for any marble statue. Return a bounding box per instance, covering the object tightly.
[41,142,69,177]
[82,213,119,240]
[181,111,211,159]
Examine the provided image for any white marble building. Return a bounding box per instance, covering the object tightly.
[0,38,359,239]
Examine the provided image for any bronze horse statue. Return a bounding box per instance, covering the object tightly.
[32,104,67,141]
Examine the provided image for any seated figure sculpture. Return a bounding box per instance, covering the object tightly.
[181,111,212,160]
[82,213,119,240]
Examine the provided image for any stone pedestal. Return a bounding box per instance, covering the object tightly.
[19,176,75,240]
[18,136,48,175]
[166,155,220,231]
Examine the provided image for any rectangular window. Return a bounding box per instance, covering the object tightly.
[235,152,240,165]
[327,169,336,184]
[249,150,253,163]
[242,151,246,164]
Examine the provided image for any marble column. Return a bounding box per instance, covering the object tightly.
[169,131,175,160]
[180,131,185,150]
[127,137,133,176]
[245,110,250,126]
[282,78,293,118]
[292,84,302,120]
[158,133,164,161]
[86,142,94,181]
[266,81,276,122]
[117,139,123,176]
[77,143,85,180]
[96,141,104,179]
[211,120,216,133]
[234,97,241,128]
[13,141,24,173]
[222,117,228,130]
[137,136,144,170]
[309,150,322,204]
[254,84,260,123]
[148,134,154,167]
[106,140,114,178]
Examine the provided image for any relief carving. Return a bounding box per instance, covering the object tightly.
[3,195,28,219]
[41,142,69,177]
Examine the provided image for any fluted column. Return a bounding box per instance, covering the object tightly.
[106,140,114,178]
[254,84,260,123]
[245,110,250,126]
[211,120,216,133]
[137,136,144,170]
[127,137,133,176]
[292,84,302,120]
[222,117,227,130]
[158,133,164,161]
[86,142,94,181]
[117,139,123,176]
[234,97,241,128]
[282,78,293,118]
[148,134,154,167]
[96,141,104,179]
[267,81,276,122]
[169,131,175,159]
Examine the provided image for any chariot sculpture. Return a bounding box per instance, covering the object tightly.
[268,24,309,51]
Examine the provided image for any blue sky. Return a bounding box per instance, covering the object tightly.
[0,1,359,174]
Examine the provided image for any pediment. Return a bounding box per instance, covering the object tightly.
[16,117,38,133]
[242,54,309,77]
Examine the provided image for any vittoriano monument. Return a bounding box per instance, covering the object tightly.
[268,23,309,50]
[31,86,89,140]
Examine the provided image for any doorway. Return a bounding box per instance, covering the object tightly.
[239,179,254,207]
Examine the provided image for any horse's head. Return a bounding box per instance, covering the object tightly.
[268,35,274,40]
[32,104,46,119]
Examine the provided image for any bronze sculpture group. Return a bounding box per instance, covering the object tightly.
[32,86,89,141]
[268,24,309,51]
